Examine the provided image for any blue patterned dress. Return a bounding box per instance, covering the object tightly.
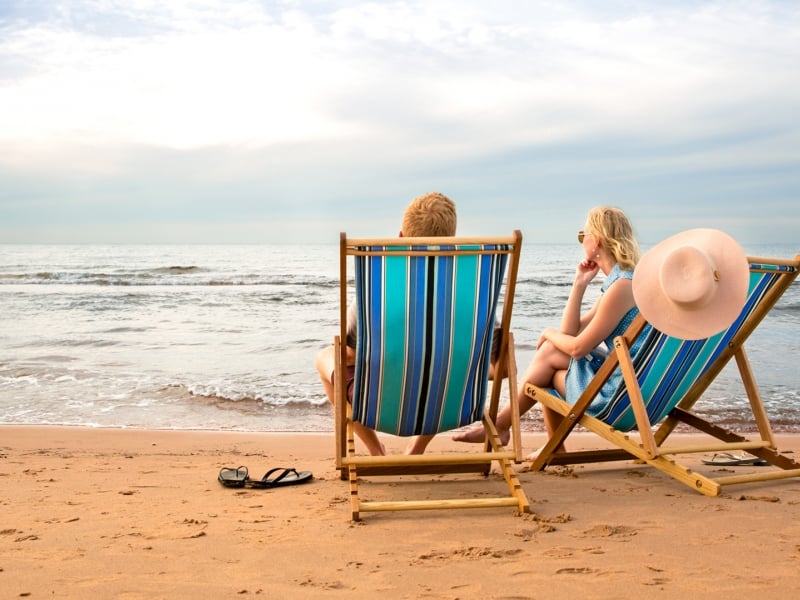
[564,263,642,417]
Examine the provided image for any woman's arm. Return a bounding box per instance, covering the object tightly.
[558,259,600,335]
[540,278,636,359]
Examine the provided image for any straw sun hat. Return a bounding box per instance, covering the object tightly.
[632,228,750,340]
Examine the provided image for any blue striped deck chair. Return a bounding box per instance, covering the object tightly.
[334,231,530,520]
[525,254,800,496]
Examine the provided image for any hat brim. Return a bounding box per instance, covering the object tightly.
[632,228,750,340]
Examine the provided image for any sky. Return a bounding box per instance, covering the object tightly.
[0,0,798,246]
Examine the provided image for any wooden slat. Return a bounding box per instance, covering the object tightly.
[353,463,491,477]
[359,497,522,513]
[657,440,770,456]
[345,234,519,248]
[713,469,800,486]
[543,449,636,465]
[747,255,799,269]
[615,334,658,459]
[342,451,515,467]
[734,347,775,447]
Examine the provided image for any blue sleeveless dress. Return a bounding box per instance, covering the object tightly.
[564,263,641,417]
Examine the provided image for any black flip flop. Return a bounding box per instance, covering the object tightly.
[246,467,313,489]
[218,465,249,487]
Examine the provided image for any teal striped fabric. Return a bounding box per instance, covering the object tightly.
[594,263,796,431]
[351,243,509,436]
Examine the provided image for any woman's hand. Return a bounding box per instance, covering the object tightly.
[536,326,556,349]
[575,258,600,287]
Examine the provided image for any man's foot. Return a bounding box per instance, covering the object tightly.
[452,426,510,446]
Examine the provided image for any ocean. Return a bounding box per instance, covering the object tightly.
[1,243,798,433]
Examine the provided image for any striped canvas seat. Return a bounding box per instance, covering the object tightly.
[334,232,530,520]
[351,242,507,436]
[525,255,800,496]
[596,261,797,431]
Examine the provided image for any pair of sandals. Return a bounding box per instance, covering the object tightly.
[218,466,313,489]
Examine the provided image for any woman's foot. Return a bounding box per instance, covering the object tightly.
[525,447,543,462]
[525,445,566,462]
[452,425,510,446]
[452,425,486,443]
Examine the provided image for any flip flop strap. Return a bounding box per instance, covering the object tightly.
[220,465,248,478]
[262,467,297,484]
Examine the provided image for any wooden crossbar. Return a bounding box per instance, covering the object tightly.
[342,451,515,467]
[359,497,522,513]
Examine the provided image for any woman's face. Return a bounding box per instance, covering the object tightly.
[580,221,601,262]
[580,224,594,247]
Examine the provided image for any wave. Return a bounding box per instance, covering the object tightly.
[516,276,574,288]
[0,270,340,287]
[151,266,202,274]
[185,381,327,408]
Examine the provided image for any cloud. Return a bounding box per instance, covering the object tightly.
[0,1,798,243]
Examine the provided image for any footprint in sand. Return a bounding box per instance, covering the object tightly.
[576,524,637,539]
[736,494,780,502]
[140,518,209,540]
[413,547,523,563]
[556,567,600,575]
[544,546,604,558]
[515,513,571,535]
[522,511,572,524]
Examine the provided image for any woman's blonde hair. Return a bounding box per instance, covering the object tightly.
[586,206,640,271]
[402,192,457,237]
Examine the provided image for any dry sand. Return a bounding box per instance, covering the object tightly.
[2,426,799,599]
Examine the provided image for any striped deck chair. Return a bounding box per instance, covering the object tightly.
[334,231,530,520]
[525,255,800,496]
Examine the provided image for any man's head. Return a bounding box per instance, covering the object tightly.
[401,192,457,237]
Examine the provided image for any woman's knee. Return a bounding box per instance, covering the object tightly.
[534,340,566,366]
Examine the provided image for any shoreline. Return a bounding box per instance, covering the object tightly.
[3,426,800,598]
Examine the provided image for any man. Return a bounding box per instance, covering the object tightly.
[315,192,457,455]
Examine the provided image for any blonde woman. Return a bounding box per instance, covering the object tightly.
[454,206,642,459]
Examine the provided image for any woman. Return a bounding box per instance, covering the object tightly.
[453,205,642,459]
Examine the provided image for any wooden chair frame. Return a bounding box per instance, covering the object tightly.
[525,255,800,496]
[334,231,530,520]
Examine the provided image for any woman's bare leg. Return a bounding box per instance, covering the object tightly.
[453,341,569,445]
[526,368,568,460]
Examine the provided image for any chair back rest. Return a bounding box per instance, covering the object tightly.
[344,235,520,436]
[595,258,799,431]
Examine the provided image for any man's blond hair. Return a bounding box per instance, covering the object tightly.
[401,192,457,237]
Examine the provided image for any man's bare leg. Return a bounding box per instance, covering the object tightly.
[405,434,434,454]
[315,345,385,456]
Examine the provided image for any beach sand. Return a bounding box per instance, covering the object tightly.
[2,426,799,599]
